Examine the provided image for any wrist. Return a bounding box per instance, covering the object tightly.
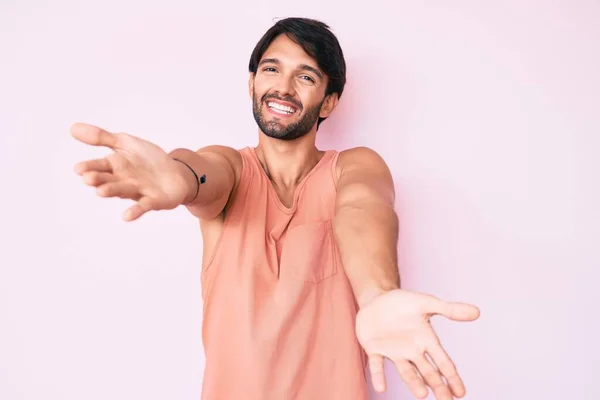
[172,158,200,204]
[357,282,400,309]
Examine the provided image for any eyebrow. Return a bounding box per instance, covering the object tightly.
[258,58,324,80]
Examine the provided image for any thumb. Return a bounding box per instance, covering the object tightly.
[123,197,154,222]
[368,354,386,393]
[71,122,119,149]
[433,299,481,322]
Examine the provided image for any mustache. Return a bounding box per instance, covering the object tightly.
[261,93,302,110]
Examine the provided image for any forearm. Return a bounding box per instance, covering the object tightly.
[168,147,235,219]
[334,194,400,308]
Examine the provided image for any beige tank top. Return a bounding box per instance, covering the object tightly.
[199,147,368,399]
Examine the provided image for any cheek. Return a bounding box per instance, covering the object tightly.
[254,75,275,92]
[298,85,325,107]
[302,96,321,111]
[252,88,266,104]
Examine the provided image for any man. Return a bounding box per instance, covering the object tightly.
[72,17,480,400]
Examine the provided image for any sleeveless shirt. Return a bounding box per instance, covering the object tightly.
[199,147,368,399]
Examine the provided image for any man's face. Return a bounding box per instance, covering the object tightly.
[249,34,336,141]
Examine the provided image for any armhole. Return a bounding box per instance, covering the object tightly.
[202,148,250,273]
[330,150,341,191]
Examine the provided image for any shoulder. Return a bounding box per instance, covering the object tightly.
[195,144,245,181]
[196,144,244,165]
[333,146,395,204]
[335,146,392,181]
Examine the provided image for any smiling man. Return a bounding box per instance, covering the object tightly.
[71,17,480,400]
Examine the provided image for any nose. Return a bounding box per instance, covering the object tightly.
[272,74,296,98]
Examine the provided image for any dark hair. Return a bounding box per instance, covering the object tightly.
[248,17,346,128]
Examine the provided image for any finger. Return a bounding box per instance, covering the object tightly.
[442,302,480,322]
[428,345,465,398]
[70,122,119,149]
[123,197,154,221]
[393,359,428,399]
[426,298,480,322]
[368,354,386,392]
[96,181,139,200]
[82,171,115,187]
[413,354,453,400]
[74,158,113,175]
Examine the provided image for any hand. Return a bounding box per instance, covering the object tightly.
[71,122,190,221]
[355,289,480,400]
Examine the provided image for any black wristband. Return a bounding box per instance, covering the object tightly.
[173,158,200,203]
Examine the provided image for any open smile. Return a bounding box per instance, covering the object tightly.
[265,100,299,117]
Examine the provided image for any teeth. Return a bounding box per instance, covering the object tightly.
[268,102,295,113]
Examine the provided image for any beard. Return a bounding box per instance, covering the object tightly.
[252,90,324,141]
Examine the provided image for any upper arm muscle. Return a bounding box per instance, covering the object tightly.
[189,145,242,220]
[336,147,395,209]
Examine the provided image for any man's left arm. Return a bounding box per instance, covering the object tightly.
[333,146,400,308]
[333,147,480,400]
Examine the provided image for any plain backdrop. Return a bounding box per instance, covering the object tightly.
[1,1,598,399]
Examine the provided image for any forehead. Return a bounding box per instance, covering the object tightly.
[261,34,320,70]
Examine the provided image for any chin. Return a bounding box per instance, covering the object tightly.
[253,102,315,141]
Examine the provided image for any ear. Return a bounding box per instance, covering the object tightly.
[319,93,339,119]
[248,72,255,98]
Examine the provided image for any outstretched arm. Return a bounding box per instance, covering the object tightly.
[72,123,240,221]
[333,146,400,307]
[333,146,480,400]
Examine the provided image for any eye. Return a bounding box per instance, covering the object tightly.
[299,75,315,83]
[263,67,278,73]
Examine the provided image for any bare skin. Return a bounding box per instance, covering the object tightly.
[72,33,480,400]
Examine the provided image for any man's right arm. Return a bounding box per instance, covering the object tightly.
[71,122,242,222]
[168,145,242,221]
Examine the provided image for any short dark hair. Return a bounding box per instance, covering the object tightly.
[248,17,346,128]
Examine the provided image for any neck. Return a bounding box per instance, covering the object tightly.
[254,129,324,190]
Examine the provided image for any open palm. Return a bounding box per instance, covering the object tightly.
[71,123,189,221]
[355,289,480,400]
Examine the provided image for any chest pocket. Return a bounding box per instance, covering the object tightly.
[279,220,338,283]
